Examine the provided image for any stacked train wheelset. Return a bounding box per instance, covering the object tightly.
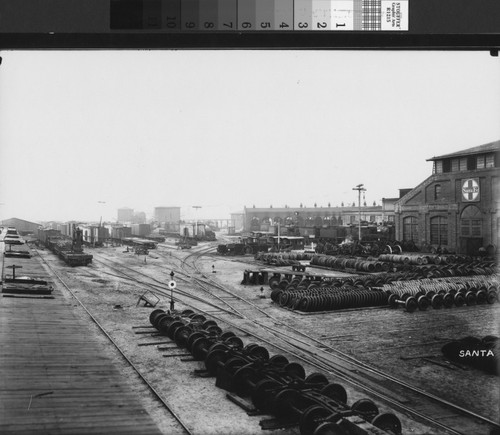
[147,308,403,435]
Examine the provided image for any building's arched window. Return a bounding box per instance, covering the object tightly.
[430,216,448,245]
[460,205,482,237]
[434,184,441,200]
[250,217,260,230]
[403,216,418,242]
[261,217,271,225]
[314,216,323,227]
[273,217,283,225]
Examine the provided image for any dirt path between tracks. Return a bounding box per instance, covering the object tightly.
[37,240,499,435]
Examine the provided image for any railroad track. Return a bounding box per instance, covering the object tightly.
[35,250,194,435]
[172,246,500,435]
[90,252,243,318]
[109,246,500,434]
[39,246,500,435]
[102,246,500,434]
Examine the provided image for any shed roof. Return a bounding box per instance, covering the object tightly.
[1,217,41,226]
[426,139,500,161]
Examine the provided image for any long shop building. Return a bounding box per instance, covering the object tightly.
[395,140,500,255]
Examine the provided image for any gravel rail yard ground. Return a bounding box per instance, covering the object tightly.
[19,238,500,435]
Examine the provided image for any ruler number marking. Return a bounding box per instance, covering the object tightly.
[166,16,177,29]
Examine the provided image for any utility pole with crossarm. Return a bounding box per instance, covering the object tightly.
[352,184,366,242]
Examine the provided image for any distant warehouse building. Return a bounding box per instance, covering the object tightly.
[0,217,40,235]
[79,224,109,246]
[154,207,180,233]
[230,211,245,234]
[395,140,500,255]
[154,206,180,223]
[104,224,132,240]
[117,207,134,223]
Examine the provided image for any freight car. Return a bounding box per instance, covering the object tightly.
[217,233,271,256]
[217,234,305,256]
[38,227,93,266]
[122,237,158,250]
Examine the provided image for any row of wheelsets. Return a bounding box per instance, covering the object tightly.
[217,352,403,435]
[386,281,498,312]
[148,308,403,435]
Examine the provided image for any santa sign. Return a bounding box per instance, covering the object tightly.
[462,178,480,202]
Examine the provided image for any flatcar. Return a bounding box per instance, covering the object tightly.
[38,227,93,266]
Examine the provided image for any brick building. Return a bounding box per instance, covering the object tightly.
[394,140,500,255]
[243,200,396,235]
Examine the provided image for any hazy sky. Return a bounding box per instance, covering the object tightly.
[0,50,499,223]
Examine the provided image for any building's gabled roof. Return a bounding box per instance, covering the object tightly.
[426,139,500,162]
[1,217,41,226]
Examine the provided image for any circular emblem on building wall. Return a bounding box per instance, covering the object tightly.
[462,178,480,202]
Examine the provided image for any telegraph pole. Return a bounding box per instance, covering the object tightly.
[352,184,366,242]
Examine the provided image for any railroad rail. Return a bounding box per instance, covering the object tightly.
[140,245,500,434]
[36,244,500,435]
[35,250,194,435]
[170,246,500,435]
[90,253,244,318]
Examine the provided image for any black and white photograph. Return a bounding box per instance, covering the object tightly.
[1,4,500,435]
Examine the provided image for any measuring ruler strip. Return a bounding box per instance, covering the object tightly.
[118,0,408,31]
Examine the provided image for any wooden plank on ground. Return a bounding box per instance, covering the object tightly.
[0,256,162,435]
